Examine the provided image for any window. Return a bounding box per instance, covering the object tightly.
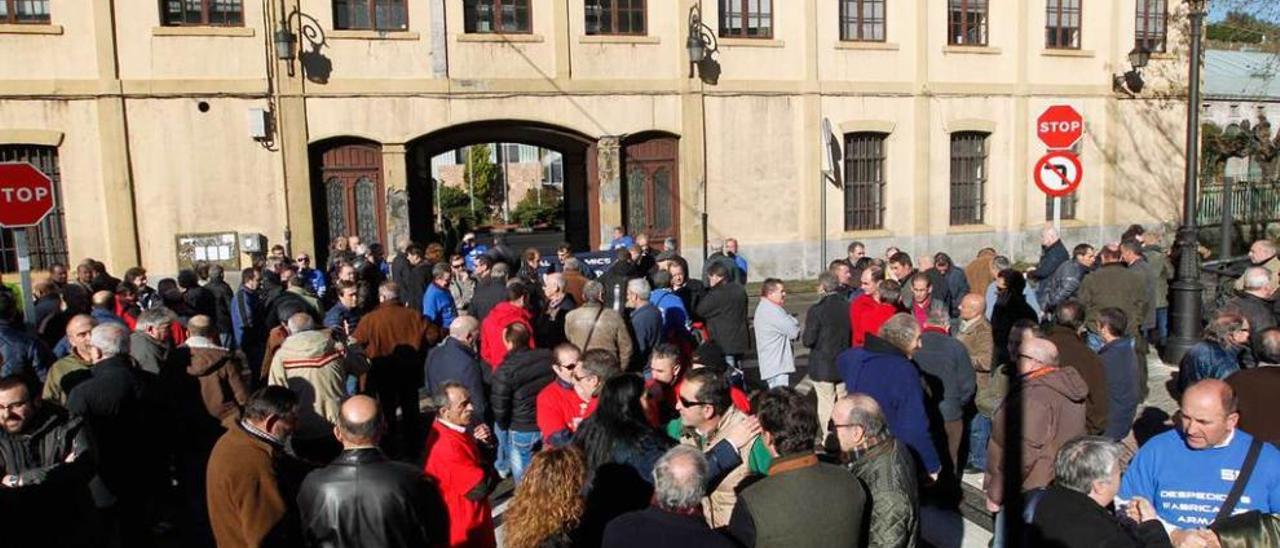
[585,0,645,35]
[1135,0,1166,53]
[947,0,987,46]
[0,0,49,23]
[464,0,531,34]
[949,132,988,225]
[0,145,67,274]
[839,0,885,42]
[1045,0,1080,49]
[161,0,243,26]
[719,0,772,39]
[333,0,407,31]
[843,133,887,231]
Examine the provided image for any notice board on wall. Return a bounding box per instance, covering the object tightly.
[175,232,240,271]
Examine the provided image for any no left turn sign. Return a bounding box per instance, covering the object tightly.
[1034,151,1083,197]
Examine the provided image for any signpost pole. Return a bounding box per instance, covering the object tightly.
[14,230,34,328]
[1053,196,1062,233]
[820,172,827,268]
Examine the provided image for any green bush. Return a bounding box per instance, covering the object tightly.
[439,184,483,229]
[511,187,564,228]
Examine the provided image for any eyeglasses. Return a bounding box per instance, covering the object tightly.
[678,396,711,408]
[557,362,578,371]
[829,423,859,430]
[452,263,465,269]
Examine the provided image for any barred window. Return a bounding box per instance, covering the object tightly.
[333,0,407,31]
[720,0,772,39]
[161,0,243,26]
[839,0,885,42]
[464,0,532,34]
[1,0,49,24]
[585,0,645,36]
[1045,0,1080,49]
[1135,0,1166,53]
[947,0,987,46]
[949,132,988,225]
[843,133,887,231]
[0,145,67,273]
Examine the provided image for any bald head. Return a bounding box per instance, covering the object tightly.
[187,315,212,338]
[449,315,480,340]
[1182,379,1237,416]
[91,290,114,309]
[960,293,986,321]
[1019,337,1058,373]
[336,395,383,447]
[1180,379,1239,449]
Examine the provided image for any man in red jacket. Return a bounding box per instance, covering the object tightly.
[424,381,496,548]
[850,265,900,346]
[479,283,534,370]
[536,342,589,446]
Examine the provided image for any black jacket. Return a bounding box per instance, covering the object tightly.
[674,279,707,318]
[1229,293,1277,359]
[803,292,851,382]
[695,282,750,355]
[1040,258,1088,313]
[297,447,441,548]
[1027,485,1172,548]
[424,337,490,424]
[603,507,737,548]
[492,348,555,432]
[913,329,977,423]
[206,279,236,337]
[65,355,152,507]
[399,263,432,315]
[470,278,507,323]
[1030,240,1070,282]
[0,405,98,547]
[183,285,218,319]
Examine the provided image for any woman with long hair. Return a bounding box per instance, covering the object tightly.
[574,373,675,546]
[503,446,587,548]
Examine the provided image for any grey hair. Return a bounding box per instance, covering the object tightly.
[135,307,172,332]
[562,258,582,272]
[709,238,724,252]
[926,301,950,327]
[627,278,651,300]
[208,264,225,281]
[583,280,605,303]
[817,272,839,293]
[543,272,566,291]
[490,262,510,279]
[1053,436,1123,495]
[878,313,921,354]
[839,394,887,438]
[431,380,468,410]
[286,313,315,335]
[449,315,479,339]
[90,323,130,357]
[992,255,1012,271]
[652,445,708,512]
[1243,267,1271,291]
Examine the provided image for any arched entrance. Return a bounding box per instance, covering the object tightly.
[406,121,596,251]
[622,133,681,246]
[309,138,385,260]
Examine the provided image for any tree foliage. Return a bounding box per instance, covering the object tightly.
[1207,10,1280,45]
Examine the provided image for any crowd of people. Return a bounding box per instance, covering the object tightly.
[2,224,1280,547]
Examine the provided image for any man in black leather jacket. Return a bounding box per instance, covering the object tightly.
[297,395,443,548]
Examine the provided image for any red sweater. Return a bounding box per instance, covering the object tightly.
[536,379,592,444]
[423,421,496,548]
[479,302,534,370]
[850,294,896,347]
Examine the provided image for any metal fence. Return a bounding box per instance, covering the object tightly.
[1196,177,1280,227]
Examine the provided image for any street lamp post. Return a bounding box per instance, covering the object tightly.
[1165,0,1208,364]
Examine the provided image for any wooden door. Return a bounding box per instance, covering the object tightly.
[622,136,679,245]
[318,143,385,247]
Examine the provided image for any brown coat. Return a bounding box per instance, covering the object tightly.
[564,303,633,368]
[259,326,289,382]
[964,254,996,299]
[352,302,439,360]
[206,423,299,548]
[1044,326,1110,436]
[956,317,998,416]
[985,367,1088,506]
[180,337,248,422]
[563,271,589,307]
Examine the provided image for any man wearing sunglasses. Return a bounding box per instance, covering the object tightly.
[536,343,585,447]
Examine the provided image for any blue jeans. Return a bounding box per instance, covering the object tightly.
[1152,307,1168,347]
[508,430,541,484]
[494,426,511,477]
[968,413,992,470]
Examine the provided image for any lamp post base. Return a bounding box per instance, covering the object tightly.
[1163,224,1203,365]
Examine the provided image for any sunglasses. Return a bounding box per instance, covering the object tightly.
[678,396,711,408]
[296,257,310,262]
[452,263,465,268]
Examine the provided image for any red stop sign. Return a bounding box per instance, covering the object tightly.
[0,162,55,228]
[1037,105,1084,149]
